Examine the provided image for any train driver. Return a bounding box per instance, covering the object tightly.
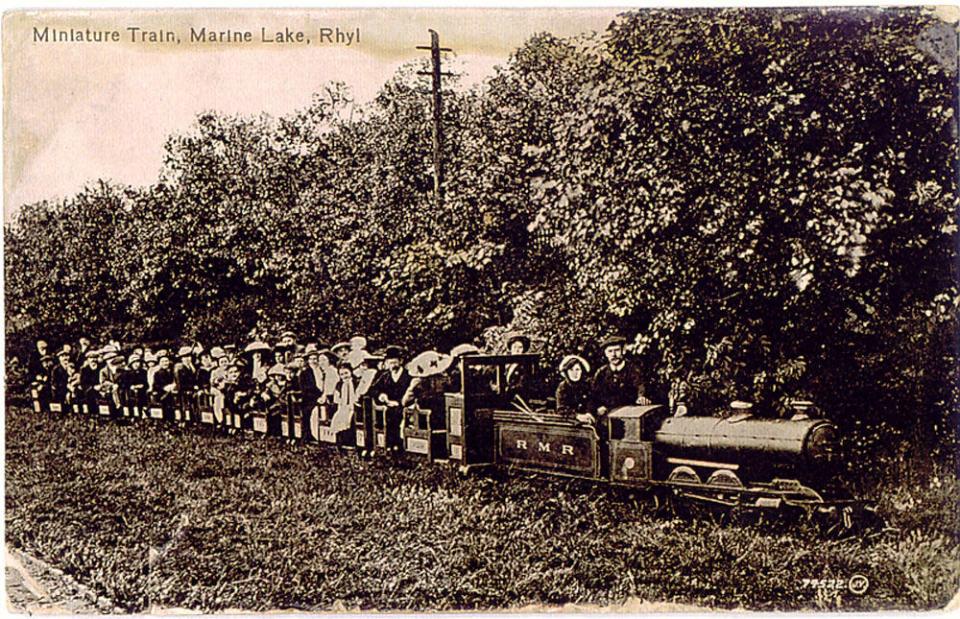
[590,335,652,422]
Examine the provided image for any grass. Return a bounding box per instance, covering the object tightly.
[5,405,959,611]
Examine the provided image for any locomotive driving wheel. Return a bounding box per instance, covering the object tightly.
[662,466,701,518]
[667,465,701,485]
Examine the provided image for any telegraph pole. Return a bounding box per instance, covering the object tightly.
[417,30,452,208]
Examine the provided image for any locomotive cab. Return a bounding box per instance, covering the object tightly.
[443,353,541,469]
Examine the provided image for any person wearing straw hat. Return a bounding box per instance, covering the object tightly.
[401,350,453,409]
[330,341,351,365]
[243,340,272,385]
[147,349,168,391]
[555,355,593,419]
[298,345,323,403]
[209,347,231,392]
[354,350,381,397]
[174,346,199,392]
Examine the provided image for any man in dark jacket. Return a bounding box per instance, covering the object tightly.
[119,353,148,415]
[79,350,102,411]
[369,346,411,451]
[591,335,652,420]
[51,348,72,405]
[151,352,178,415]
[174,346,199,421]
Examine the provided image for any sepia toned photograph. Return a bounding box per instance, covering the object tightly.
[3,6,959,613]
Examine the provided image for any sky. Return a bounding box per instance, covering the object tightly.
[3,8,623,221]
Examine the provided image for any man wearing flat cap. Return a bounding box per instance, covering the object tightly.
[590,335,653,422]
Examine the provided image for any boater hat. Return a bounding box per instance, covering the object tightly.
[407,351,452,377]
[210,347,226,359]
[177,346,194,358]
[268,363,287,378]
[331,341,351,354]
[449,343,480,358]
[244,341,272,354]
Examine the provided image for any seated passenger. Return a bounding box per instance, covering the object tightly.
[330,361,358,433]
[97,351,124,408]
[151,352,177,407]
[80,351,102,407]
[590,335,652,422]
[403,350,456,410]
[221,363,252,429]
[370,346,410,451]
[196,350,215,390]
[120,353,148,409]
[555,355,592,419]
[354,351,380,397]
[503,333,533,396]
[51,349,73,404]
[256,364,290,430]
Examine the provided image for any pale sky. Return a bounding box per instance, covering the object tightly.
[2,8,623,222]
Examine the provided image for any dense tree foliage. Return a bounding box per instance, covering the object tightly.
[6,8,957,436]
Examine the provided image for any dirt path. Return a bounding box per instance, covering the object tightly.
[5,545,122,614]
